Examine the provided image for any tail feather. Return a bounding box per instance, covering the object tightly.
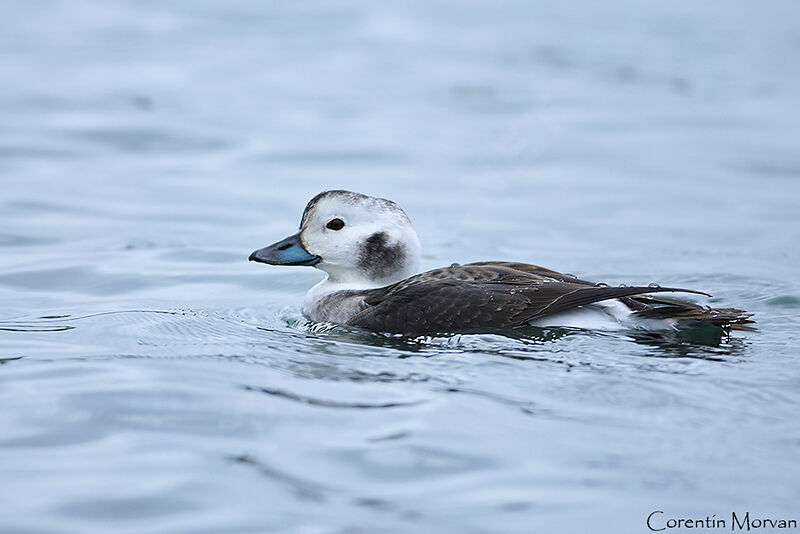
[624,295,755,331]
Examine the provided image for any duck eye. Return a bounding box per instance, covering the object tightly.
[326,218,345,231]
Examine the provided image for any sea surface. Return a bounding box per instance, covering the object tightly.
[1,1,799,533]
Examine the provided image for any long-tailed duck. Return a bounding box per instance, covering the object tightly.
[249,190,753,335]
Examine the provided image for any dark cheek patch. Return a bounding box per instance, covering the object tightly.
[359,232,405,279]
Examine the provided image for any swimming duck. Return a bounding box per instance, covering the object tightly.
[249,190,753,335]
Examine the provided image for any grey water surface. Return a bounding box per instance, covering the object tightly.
[2,1,800,533]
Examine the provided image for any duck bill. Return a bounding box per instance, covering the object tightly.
[249,232,321,266]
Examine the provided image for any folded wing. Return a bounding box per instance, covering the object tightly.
[347,262,724,335]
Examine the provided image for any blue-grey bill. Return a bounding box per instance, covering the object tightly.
[249,232,321,266]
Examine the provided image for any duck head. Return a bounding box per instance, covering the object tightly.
[250,190,421,286]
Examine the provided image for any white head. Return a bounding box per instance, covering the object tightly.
[250,190,421,287]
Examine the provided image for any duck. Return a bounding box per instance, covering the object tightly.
[249,190,753,336]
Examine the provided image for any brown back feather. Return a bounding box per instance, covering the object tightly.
[348,262,737,335]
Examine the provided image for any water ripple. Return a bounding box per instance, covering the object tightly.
[240,384,427,409]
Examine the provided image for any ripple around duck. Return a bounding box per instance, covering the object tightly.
[1,299,761,367]
[231,455,328,503]
[240,384,427,409]
[292,314,756,363]
[0,323,75,332]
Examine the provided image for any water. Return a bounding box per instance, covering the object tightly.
[2,1,800,532]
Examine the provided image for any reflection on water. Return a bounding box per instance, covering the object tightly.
[306,318,752,362]
[1,0,800,532]
[628,328,751,360]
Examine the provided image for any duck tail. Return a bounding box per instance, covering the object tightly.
[624,295,756,331]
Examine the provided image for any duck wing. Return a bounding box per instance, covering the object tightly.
[347,262,710,335]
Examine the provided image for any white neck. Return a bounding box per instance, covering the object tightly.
[302,237,421,319]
